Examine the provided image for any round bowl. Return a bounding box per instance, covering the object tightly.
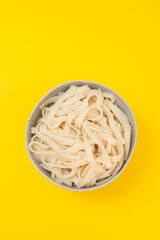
[25,80,137,191]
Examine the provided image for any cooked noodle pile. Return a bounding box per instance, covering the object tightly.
[29,85,131,188]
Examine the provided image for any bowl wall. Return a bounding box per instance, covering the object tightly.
[25,80,137,191]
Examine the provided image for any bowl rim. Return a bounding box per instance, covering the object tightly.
[25,80,137,191]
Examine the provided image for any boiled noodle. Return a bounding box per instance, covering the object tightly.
[29,85,131,188]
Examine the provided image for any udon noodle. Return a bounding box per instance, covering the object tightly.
[29,85,131,188]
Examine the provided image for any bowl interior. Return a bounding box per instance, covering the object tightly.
[26,80,137,191]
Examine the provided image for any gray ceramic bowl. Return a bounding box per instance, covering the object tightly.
[25,80,137,191]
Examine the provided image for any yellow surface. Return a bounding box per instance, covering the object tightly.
[0,1,160,239]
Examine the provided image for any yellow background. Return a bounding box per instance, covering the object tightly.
[0,1,160,239]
